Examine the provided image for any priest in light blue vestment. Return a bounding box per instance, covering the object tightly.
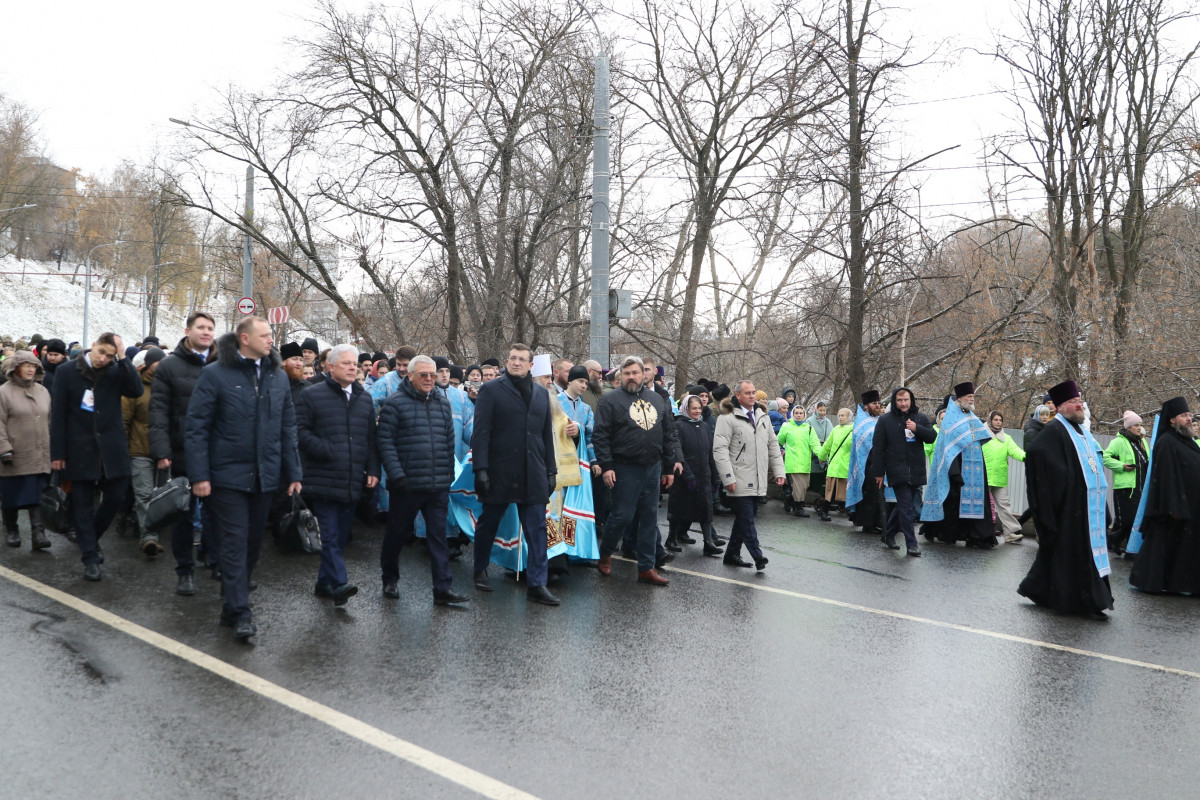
[920,382,996,548]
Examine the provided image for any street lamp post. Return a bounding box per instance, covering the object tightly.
[574,3,611,367]
[141,262,176,340]
[83,241,122,347]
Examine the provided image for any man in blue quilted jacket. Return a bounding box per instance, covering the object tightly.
[376,355,469,606]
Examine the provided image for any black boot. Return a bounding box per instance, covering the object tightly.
[28,507,50,551]
[815,499,832,522]
[702,521,724,556]
[664,531,683,552]
[3,508,19,548]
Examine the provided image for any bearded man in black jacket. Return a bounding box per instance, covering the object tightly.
[870,387,937,555]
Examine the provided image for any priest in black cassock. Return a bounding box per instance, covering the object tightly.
[1018,380,1114,619]
[919,382,995,548]
[1129,396,1200,595]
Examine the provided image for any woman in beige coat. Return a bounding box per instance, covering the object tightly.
[0,351,52,549]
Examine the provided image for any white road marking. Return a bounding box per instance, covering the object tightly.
[0,564,541,800]
[619,558,1200,680]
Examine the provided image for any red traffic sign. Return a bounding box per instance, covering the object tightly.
[237,296,256,316]
[267,306,290,325]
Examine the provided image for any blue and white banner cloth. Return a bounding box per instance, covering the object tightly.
[448,432,599,572]
[921,401,990,521]
[846,405,878,508]
[1123,415,1159,556]
[1054,414,1111,577]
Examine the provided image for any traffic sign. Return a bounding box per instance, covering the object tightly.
[237,296,256,316]
[267,306,290,325]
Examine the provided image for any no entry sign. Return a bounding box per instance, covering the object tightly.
[267,306,290,324]
[237,296,256,316]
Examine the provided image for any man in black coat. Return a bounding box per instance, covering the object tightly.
[185,318,302,640]
[279,341,309,405]
[50,332,142,580]
[296,344,379,606]
[1018,380,1114,619]
[870,386,936,555]
[148,311,216,595]
[470,343,560,606]
[376,355,467,605]
[39,338,68,397]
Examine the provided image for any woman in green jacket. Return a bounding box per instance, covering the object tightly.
[1103,410,1150,554]
[819,408,854,511]
[981,410,1026,543]
[777,405,826,519]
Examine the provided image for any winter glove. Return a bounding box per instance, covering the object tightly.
[388,476,409,495]
[0,451,12,465]
[474,469,490,496]
[548,473,557,493]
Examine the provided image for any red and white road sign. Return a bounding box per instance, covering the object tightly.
[237,296,256,316]
[267,306,290,325]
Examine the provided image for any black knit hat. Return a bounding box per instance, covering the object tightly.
[358,352,373,365]
[301,337,319,354]
[712,383,731,402]
[481,357,500,368]
[43,338,67,356]
[449,365,464,381]
[567,365,589,382]
[279,342,303,360]
[434,356,451,371]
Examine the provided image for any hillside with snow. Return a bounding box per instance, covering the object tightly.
[0,255,187,345]
[0,256,328,349]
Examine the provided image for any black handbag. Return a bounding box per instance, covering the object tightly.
[144,469,192,532]
[39,471,73,533]
[280,493,322,554]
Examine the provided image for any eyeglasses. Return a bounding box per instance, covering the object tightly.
[413,371,436,379]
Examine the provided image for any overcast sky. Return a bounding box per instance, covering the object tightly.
[0,0,1150,228]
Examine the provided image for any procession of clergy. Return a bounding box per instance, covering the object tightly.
[846,378,1199,621]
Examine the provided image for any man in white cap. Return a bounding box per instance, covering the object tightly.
[531,353,554,389]
[1102,409,1149,555]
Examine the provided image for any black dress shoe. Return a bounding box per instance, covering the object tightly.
[794,509,811,518]
[434,589,470,605]
[656,553,675,568]
[665,540,683,552]
[713,535,728,546]
[210,566,222,580]
[818,513,832,522]
[723,556,752,568]
[474,571,493,592]
[83,563,101,581]
[907,548,922,557]
[218,613,236,628]
[448,546,463,561]
[703,543,724,557]
[234,618,257,640]
[677,532,697,544]
[754,557,769,571]
[4,531,19,548]
[176,573,197,596]
[881,532,900,550]
[526,585,561,606]
[332,583,359,606]
[382,579,400,599]
[248,581,258,592]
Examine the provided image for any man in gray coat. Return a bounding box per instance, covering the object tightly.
[713,380,786,572]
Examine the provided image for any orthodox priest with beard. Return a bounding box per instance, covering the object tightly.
[280,342,308,405]
[920,382,995,548]
[1129,397,1200,595]
[1018,380,1114,620]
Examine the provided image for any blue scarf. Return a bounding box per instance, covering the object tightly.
[921,401,990,521]
[1123,415,1159,556]
[847,406,895,505]
[1054,414,1110,577]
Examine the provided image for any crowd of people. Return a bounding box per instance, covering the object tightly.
[0,318,1197,640]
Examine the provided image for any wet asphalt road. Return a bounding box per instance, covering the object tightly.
[2,502,1199,800]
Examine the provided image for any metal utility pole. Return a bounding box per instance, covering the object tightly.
[578,3,610,368]
[242,166,254,301]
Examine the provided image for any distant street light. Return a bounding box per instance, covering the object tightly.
[83,240,123,347]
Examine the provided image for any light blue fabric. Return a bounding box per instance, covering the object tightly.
[369,370,402,413]
[1055,414,1111,577]
[1125,414,1160,555]
[921,401,991,522]
[449,430,599,569]
[557,392,596,464]
[442,384,474,462]
[846,406,877,508]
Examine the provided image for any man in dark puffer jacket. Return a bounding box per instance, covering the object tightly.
[376,355,467,605]
[296,344,379,606]
[149,312,216,595]
[185,318,301,641]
